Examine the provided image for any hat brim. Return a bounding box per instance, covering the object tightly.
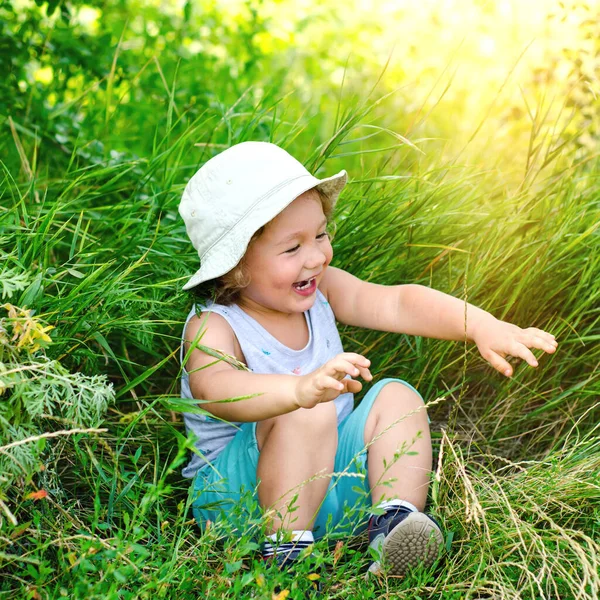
[181,169,348,291]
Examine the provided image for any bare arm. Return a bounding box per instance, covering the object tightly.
[322,268,491,339]
[196,358,372,421]
[322,267,558,377]
[393,285,558,375]
[195,369,301,422]
[184,312,301,422]
[395,283,493,341]
[184,311,372,421]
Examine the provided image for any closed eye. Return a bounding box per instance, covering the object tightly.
[284,232,329,254]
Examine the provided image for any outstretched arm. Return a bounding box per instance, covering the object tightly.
[393,283,557,377]
[320,266,558,377]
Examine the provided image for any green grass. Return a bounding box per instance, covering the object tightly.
[1,2,600,598]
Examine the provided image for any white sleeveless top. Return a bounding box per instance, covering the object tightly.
[179,289,353,478]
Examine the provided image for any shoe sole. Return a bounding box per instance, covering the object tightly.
[381,512,444,576]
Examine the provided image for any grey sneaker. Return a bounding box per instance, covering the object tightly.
[366,507,444,577]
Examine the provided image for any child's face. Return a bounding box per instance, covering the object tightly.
[238,189,333,316]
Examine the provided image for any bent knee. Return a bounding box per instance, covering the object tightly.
[374,381,426,412]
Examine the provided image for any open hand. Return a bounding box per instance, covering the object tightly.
[473,317,558,377]
[294,352,373,409]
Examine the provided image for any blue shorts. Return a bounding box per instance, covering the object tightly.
[190,378,428,540]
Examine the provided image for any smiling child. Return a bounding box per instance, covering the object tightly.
[178,141,558,577]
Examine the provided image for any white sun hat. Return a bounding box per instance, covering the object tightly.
[179,141,348,291]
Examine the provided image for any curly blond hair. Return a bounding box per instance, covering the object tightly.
[190,188,336,306]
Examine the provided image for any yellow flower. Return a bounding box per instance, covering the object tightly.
[1,304,54,354]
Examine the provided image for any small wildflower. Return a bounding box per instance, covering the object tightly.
[26,489,48,501]
[1,303,54,354]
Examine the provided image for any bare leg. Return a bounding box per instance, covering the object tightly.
[256,402,338,534]
[363,382,432,510]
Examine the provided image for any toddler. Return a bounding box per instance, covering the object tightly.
[178,141,557,577]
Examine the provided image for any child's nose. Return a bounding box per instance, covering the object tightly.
[305,245,327,269]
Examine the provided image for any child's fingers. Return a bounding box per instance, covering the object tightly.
[325,358,361,380]
[529,335,557,354]
[337,352,372,380]
[510,342,539,367]
[522,330,558,353]
[326,356,371,381]
[338,360,372,382]
[317,375,346,392]
[338,352,371,368]
[526,326,556,339]
[483,349,514,377]
[356,365,373,381]
[331,376,362,394]
[525,327,558,345]
[345,378,363,394]
[486,342,544,377]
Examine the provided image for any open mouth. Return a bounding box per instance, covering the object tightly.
[292,277,316,291]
